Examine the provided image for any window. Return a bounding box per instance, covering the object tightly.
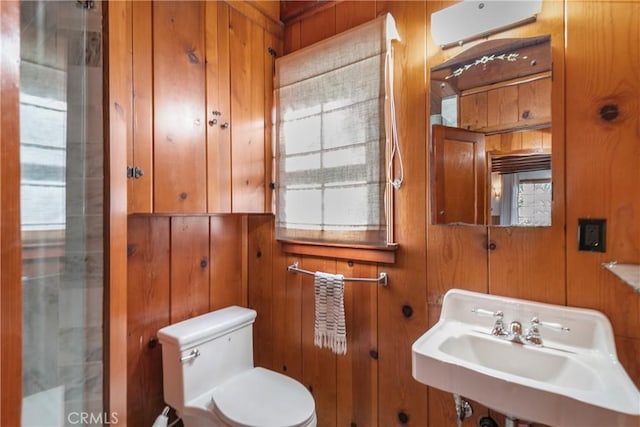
[20,92,67,232]
[497,170,551,226]
[274,14,400,248]
[517,177,552,226]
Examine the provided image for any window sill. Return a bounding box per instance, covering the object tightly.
[279,240,398,264]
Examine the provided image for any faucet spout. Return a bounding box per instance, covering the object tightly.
[506,321,526,344]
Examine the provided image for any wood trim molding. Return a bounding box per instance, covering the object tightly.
[280,241,398,264]
[105,1,131,423]
[0,1,23,424]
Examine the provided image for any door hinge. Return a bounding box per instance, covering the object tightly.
[127,166,144,179]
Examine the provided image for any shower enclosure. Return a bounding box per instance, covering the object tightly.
[20,1,104,425]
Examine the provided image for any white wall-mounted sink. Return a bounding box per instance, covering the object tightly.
[412,289,640,427]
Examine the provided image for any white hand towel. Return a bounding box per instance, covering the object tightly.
[314,271,347,355]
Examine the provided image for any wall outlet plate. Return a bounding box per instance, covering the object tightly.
[578,218,606,252]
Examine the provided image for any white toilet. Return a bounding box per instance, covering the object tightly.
[158,306,317,427]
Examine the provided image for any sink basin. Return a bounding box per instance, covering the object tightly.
[412,289,640,427]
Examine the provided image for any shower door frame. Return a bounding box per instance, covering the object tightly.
[0,1,23,425]
[0,1,130,424]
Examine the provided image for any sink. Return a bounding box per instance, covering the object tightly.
[412,289,640,426]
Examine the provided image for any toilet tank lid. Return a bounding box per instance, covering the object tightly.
[158,306,257,349]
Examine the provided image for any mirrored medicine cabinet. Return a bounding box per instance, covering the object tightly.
[430,35,552,227]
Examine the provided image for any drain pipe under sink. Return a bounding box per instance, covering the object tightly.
[453,394,473,426]
[506,415,533,427]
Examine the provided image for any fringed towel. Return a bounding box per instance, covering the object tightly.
[314,271,347,355]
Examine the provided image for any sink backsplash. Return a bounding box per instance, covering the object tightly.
[441,289,616,354]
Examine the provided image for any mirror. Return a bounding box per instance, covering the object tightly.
[430,36,552,226]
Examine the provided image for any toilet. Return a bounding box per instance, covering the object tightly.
[157,306,317,427]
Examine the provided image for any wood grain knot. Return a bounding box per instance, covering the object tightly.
[127,244,137,257]
[401,305,413,318]
[398,411,409,424]
[599,104,619,121]
[147,337,158,349]
[186,48,200,64]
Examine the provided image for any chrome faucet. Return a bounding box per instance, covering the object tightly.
[472,308,570,347]
[507,320,525,344]
[471,308,508,337]
[524,317,570,346]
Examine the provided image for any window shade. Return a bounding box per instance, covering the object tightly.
[275,14,400,246]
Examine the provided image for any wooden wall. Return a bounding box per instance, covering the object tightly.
[122,1,640,427]
[565,0,640,392]
[273,2,429,426]
[126,215,248,426]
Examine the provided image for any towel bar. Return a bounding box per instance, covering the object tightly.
[287,262,388,287]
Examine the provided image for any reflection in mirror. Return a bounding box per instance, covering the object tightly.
[430,36,552,226]
[488,151,551,226]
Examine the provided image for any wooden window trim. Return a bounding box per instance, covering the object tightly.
[279,239,398,264]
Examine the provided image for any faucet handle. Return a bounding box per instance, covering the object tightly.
[531,317,570,332]
[472,308,508,337]
[525,317,570,347]
[471,308,503,318]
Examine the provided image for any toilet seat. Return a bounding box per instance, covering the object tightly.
[211,367,316,427]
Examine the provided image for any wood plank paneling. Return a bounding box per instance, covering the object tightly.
[335,1,377,33]
[127,217,170,427]
[280,1,319,23]
[247,215,274,369]
[271,249,304,381]
[488,226,565,304]
[487,86,519,127]
[230,9,266,213]
[170,217,210,323]
[206,1,232,213]
[249,0,280,23]
[299,6,335,48]
[209,215,247,310]
[0,1,23,424]
[460,92,488,130]
[336,261,378,427]
[566,1,640,346]
[130,0,153,214]
[227,0,284,38]
[283,20,301,54]
[301,257,338,427]
[375,2,429,426]
[426,226,488,324]
[153,1,206,213]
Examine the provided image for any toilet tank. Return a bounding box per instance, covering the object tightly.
[157,306,256,410]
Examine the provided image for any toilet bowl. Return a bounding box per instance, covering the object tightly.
[157,306,317,427]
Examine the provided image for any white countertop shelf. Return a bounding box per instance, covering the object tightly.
[602,262,640,294]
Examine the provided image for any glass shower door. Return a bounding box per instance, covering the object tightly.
[20,1,104,425]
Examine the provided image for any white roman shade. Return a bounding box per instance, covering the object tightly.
[275,13,400,245]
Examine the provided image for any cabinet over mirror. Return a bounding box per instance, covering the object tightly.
[430,35,552,227]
